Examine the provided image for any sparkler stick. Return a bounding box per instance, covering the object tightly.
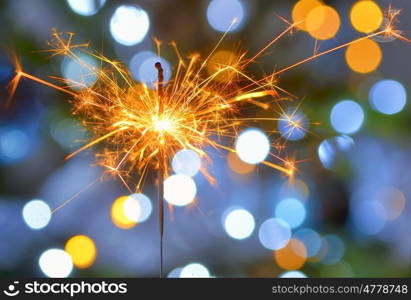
[155,61,165,278]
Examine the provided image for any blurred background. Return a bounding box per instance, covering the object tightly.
[1,0,411,278]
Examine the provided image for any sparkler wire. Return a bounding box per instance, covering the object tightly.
[155,62,165,278]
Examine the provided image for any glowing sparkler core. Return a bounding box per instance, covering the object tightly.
[154,118,173,132]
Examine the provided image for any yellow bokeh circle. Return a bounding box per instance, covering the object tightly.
[206,50,237,82]
[292,0,323,31]
[306,5,340,40]
[345,38,382,74]
[111,195,137,229]
[350,1,383,33]
[65,235,97,269]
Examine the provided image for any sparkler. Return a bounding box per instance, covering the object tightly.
[155,61,165,277]
[5,6,407,277]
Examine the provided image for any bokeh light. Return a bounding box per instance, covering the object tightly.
[292,0,322,31]
[139,56,171,87]
[350,1,383,33]
[39,249,73,278]
[164,174,197,206]
[235,129,270,164]
[111,195,137,229]
[369,80,407,115]
[277,109,308,141]
[279,270,307,278]
[258,218,291,250]
[130,53,172,88]
[293,228,322,257]
[330,100,364,134]
[317,234,345,265]
[227,152,255,175]
[172,149,201,177]
[110,5,150,46]
[61,54,97,90]
[50,118,87,152]
[306,5,340,40]
[275,198,306,229]
[65,235,96,269]
[128,51,155,77]
[345,38,382,74]
[318,135,354,169]
[274,239,307,270]
[126,193,152,223]
[180,263,210,278]
[223,208,255,240]
[66,0,106,17]
[22,199,51,230]
[123,195,141,223]
[0,128,30,165]
[168,267,183,278]
[375,186,406,220]
[206,0,245,33]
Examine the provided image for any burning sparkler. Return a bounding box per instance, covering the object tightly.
[5,6,408,277]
